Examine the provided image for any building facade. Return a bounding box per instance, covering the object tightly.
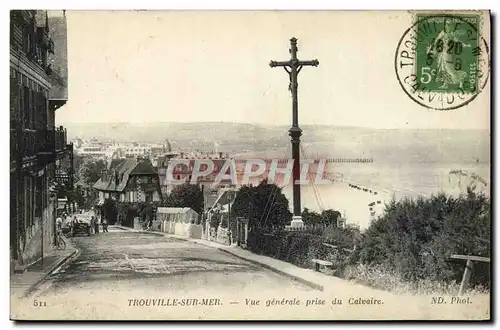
[10,10,72,271]
[93,158,163,204]
[157,152,237,196]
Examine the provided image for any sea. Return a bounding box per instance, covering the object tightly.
[281,162,490,230]
[235,130,490,230]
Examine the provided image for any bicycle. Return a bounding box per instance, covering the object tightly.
[55,229,66,250]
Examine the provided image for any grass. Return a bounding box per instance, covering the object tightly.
[340,263,490,296]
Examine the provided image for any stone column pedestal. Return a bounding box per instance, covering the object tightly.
[290,215,304,228]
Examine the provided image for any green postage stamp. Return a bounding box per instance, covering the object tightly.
[395,12,490,110]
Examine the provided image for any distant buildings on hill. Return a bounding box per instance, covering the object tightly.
[73,138,170,160]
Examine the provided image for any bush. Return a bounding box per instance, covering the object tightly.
[356,188,490,289]
[241,185,490,294]
[341,263,489,295]
[247,229,328,269]
[209,211,221,229]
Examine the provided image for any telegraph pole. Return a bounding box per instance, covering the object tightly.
[270,37,319,227]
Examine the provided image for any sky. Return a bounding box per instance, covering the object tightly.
[56,10,491,129]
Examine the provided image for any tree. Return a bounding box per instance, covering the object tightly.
[64,189,85,208]
[323,225,360,250]
[165,183,204,214]
[72,154,85,183]
[79,159,107,186]
[321,209,342,227]
[231,180,292,230]
[302,208,322,227]
[139,203,155,223]
[117,202,136,227]
[101,198,118,224]
[209,209,222,228]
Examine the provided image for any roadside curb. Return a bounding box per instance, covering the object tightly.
[23,247,80,298]
[214,247,324,291]
[146,229,324,291]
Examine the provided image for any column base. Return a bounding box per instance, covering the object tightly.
[290,215,304,228]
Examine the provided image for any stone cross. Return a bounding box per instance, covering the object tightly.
[270,37,319,226]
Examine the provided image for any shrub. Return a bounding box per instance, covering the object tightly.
[356,188,490,289]
[247,229,328,269]
[341,263,489,295]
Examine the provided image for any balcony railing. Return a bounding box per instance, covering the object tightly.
[10,129,18,163]
[20,129,37,159]
[37,129,56,154]
[10,126,69,168]
[55,126,67,152]
[36,129,56,167]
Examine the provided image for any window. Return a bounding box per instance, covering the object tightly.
[37,91,47,128]
[10,75,19,127]
[146,192,153,202]
[23,26,31,54]
[22,86,29,129]
[29,89,35,129]
[41,45,47,67]
[34,176,42,218]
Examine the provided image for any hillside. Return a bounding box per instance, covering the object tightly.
[60,122,491,165]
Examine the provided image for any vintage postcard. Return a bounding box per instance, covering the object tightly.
[9,10,491,320]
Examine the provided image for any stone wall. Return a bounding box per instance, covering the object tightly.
[133,217,142,230]
[216,227,231,245]
[156,220,202,239]
[186,224,202,239]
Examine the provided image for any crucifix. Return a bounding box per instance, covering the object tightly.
[270,37,319,227]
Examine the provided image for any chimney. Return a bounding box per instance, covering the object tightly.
[219,152,223,159]
[101,170,107,182]
[180,152,184,159]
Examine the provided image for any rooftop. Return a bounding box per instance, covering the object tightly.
[93,158,158,192]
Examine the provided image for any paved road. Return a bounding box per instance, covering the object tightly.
[14,227,490,320]
[31,227,313,299]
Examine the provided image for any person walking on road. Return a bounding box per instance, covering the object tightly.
[56,215,63,231]
[90,216,97,234]
[93,216,99,234]
[102,218,109,233]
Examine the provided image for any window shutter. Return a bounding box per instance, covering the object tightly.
[22,87,29,128]
[10,76,19,127]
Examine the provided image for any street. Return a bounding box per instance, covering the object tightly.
[12,226,490,320]
[31,227,313,299]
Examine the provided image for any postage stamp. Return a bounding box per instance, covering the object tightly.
[9,10,490,321]
[395,12,490,110]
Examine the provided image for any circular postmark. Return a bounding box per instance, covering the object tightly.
[395,14,490,110]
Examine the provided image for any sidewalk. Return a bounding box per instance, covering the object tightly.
[10,240,79,299]
[112,225,396,298]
